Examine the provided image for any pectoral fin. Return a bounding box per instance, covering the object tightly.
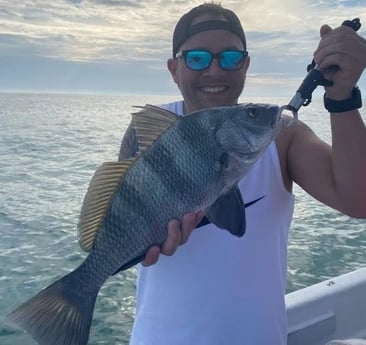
[206,185,246,237]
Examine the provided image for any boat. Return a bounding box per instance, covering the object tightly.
[286,267,366,344]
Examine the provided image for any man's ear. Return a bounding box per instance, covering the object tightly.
[167,58,179,85]
[243,55,250,73]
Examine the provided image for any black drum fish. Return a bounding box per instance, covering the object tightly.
[7,103,283,345]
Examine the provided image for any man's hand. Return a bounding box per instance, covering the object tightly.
[141,212,205,266]
[313,23,366,100]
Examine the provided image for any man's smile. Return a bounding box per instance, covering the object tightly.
[199,86,228,93]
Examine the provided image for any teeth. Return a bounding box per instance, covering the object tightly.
[201,86,225,93]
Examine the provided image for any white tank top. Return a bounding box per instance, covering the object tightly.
[129,101,295,345]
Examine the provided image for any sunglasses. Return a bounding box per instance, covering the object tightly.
[175,49,248,71]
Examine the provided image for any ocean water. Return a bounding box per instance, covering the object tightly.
[0,92,365,344]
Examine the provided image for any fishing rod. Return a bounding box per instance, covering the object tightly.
[280,18,362,124]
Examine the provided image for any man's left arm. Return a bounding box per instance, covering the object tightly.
[319,24,366,216]
[288,23,366,218]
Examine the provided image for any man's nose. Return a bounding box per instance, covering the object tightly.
[203,58,224,75]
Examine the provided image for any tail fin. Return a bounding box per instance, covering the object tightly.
[6,271,99,345]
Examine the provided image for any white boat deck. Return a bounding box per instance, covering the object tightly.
[286,268,366,345]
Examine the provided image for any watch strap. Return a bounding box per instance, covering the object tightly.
[324,87,362,113]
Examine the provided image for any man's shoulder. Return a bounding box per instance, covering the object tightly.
[276,118,314,149]
[275,118,316,191]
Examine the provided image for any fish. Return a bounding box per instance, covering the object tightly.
[6,103,283,345]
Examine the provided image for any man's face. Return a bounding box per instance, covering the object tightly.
[168,21,250,114]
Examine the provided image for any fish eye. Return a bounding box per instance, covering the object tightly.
[248,108,257,117]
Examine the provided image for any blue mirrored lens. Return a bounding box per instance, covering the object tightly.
[185,51,212,70]
[220,51,246,69]
[181,50,247,71]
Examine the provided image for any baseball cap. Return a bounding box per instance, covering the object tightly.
[172,4,247,58]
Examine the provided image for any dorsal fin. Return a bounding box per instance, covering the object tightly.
[78,160,134,252]
[131,104,179,153]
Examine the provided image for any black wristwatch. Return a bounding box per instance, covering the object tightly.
[324,87,362,113]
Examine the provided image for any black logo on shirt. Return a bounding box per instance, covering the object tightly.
[196,195,266,228]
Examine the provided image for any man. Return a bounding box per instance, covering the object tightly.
[120,3,366,345]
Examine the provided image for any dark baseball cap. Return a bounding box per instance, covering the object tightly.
[172,4,247,58]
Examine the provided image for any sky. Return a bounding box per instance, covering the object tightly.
[0,0,365,97]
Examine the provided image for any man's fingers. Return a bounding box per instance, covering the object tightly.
[181,212,205,244]
[320,24,332,38]
[161,219,182,256]
[141,212,205,266]
[141,246,160,266]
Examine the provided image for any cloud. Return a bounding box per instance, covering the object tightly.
[1,0,365,63]
[236,0,366,55]
[0,0,364,94]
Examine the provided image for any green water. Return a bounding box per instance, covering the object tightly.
[1,93,365,344]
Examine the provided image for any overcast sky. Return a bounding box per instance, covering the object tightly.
[0,0,365,97]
